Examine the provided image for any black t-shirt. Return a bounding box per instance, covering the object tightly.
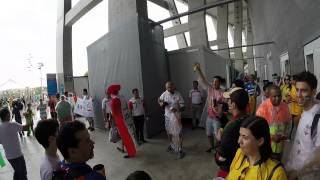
[215,116,247,171]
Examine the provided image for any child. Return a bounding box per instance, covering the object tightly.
[34,119,60,180]
[37,99,47,120]
[24,103,34,136]
[0,107,30,180]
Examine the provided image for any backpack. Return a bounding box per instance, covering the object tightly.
[267,162,283,180]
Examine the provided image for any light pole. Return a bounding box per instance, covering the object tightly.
[38,62,44,99]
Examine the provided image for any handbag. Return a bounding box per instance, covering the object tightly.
[109,127,121,143]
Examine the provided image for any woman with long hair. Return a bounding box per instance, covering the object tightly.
[227,116,287,180]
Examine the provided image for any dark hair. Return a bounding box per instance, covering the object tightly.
[213,75,222,83]
[126,171,151,180]
[56,120,86,159]
[193,80,198,84]
[93,164,104,171]
[132,88,138,94]
[0,108,10,121]
[83,89,88,93]
[233,79,244,88]
[241,116,272,162]
[35,119,59,148]
[316,92,320,101]
[64,92,68,96]
[230,89,249,112]
[56,93,60,99]
[295,71,318,90]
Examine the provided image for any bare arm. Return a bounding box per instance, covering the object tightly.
[194,63,210,89]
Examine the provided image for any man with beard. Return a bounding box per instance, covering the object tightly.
[55,120,106,179]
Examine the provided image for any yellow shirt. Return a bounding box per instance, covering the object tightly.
[280,85,290,102]
[289,86,303,116]
[228,149,287,180]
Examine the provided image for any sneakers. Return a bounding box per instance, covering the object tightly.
[178,151,186,159]
[166,145,174,153]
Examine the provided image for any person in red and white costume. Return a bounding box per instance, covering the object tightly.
[128,88,148,145]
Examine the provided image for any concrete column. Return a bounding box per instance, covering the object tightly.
[166,0,187,48]
[234,0,244,74]
[56,0,74,93]
[246,10,255,74]
[108,0,147,31]
[188,0,208,47]
[216,4,231,86]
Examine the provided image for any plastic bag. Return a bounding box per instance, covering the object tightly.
[109,127,121,143]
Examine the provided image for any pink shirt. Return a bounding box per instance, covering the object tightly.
[207,87,223,118]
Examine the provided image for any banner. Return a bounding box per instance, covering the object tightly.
[74,98,94,118]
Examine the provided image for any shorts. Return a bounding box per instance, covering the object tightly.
[206,116,221,136]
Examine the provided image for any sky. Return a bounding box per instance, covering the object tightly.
[0,0,223,89]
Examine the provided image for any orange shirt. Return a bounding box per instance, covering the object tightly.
[256,99,291,124]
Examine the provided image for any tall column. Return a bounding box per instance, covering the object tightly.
[246,10,255,74]
[56,0,73,93]
[166,0,187,48]
[188,0,208,47]
[216,4,230,86]
[234,0,244,74]
[108,0,147,31]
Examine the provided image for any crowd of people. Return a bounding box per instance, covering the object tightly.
[1,64,320,180]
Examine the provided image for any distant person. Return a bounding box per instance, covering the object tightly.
[129,88,148,145]
[189,81,204,129]
[280,75,292,103]
[37,99,47,120]
[287,75,303,139]
[126,171,151,180]
[12,98,24,137]
[83,88,95,131]
[286,71,320,179]
[0,108,31,180]
[227,116,287,180]
[55,120,106,179]
[23,103,35,136]
[244,74,261,115]
[34,119,60,180]
[102,91,112,129]
[55,95,72,126]
[48,96,57,120]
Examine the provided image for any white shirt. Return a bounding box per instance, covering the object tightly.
[0,121,23,159]
[286,103,320,171]
[40,154,60,180]
[102,97,111,113]
[129,97,145,116]
[159,90,185,117]
[189,89,203,104]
